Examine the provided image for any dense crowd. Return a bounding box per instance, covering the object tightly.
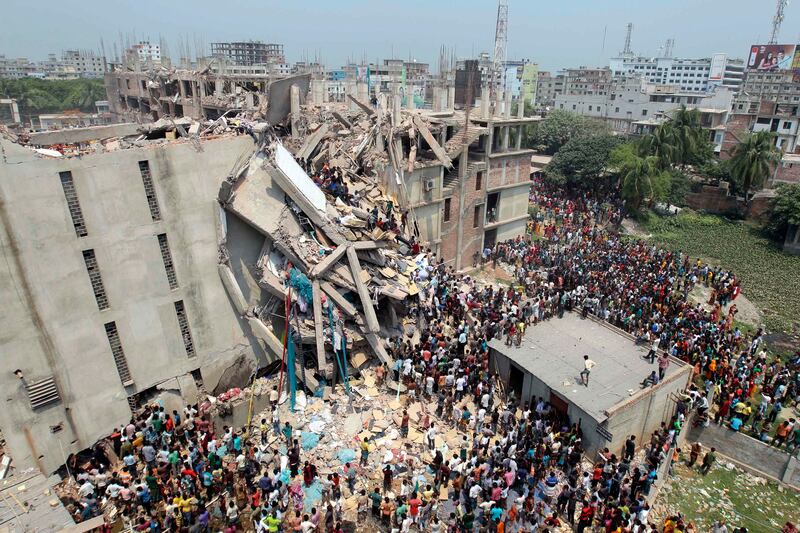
[60,181,799,533]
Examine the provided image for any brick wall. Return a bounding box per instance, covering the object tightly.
[720,112,754,160]
[773,161,800,184]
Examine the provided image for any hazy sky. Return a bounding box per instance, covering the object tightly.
[2,0,799,71]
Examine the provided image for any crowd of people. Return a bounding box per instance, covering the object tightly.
[60,180,799,532]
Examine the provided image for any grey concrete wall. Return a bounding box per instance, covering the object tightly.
[0,135,262,473]
[687,422,798,489]
[605,363,691,457]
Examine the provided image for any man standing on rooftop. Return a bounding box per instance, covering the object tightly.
[580,354,596,387]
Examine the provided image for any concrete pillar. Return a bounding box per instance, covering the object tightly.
[347,81,358,111]
[310,79,323,105]
[503,125,510,151]
[290,84,300,139]
[480,85,490,119]
[504,90,512,119]
[517,96,525,118]
[447,85,456,111]
[393,86,401,125]
[357,82,369,104]
[455,146,469,271]
[516,125,523,150]
[432,86,441,112]
[214,78,223,97]
[322,80,329,104]
[407,89,416,110]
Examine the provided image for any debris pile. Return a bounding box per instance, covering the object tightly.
[213,94,485,389]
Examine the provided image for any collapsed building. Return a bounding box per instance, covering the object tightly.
[0,75,538,478]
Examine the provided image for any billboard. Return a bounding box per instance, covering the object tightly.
[708,53,727,81]
[746,44,796,71]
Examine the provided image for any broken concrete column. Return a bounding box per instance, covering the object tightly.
[218,263,248,315]
[481,85,490,118]
[357,82,369,105]
[347,81,358,111]
[393,89,401,125]
[345,245,380,333]
[290,84,300,139]
[503,125,510,151]
[432,87,441,112]
[517,97,525,118]
[407,89,415,110]
[310,79,324,105]
[504,89,512,119]
[447,85,456,111]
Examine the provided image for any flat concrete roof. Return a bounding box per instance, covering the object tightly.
[489,313,685,422]
[0,472,75,531]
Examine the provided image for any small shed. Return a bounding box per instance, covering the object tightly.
[490,313,692,457]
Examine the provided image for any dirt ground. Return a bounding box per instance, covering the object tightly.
[688,284,764,329]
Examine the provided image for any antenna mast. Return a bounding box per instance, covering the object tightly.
[769,0,789,44]
[491,0,509,113]
[622,23,633,57]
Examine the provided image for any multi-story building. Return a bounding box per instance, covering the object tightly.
[126,41,161,66]
[0,55,39,78]
[564,67,612,96]
[381,96,538,269]
[740,69,800,104]
[62,49,106,78]
[105,62,305,121]
[0,126,272,474]
[535,71,565,109]
[556,76,733,146]
[210,41,285,66]
[609,54,745,93]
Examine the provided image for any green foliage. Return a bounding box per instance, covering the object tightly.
[697,158,733,183]
[765,183,800,240]
[544,133,623,188]
[609,143,670,213]
[729,130,781,202]
[0,78,106,124]
[666,170,691,206]
[643,211,800,332]
[532,110,608,154]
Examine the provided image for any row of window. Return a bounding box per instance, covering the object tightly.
[58,163,196,387]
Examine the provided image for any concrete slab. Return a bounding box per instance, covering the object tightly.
[489,313,685,422]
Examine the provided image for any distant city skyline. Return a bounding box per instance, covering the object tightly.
[2,0,800,71]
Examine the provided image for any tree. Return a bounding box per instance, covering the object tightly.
[532,110,608,154]
[670,106,705,167]
[610,143,670,213]
[640,123,676,169]
[765,183,800,241]
[729,131,781,205]
[0,78,105,125]
[545,134,624,190]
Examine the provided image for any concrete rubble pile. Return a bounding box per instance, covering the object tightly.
[211,92,485,398]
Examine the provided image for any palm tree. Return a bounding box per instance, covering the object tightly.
[730,131,781,206]
[618,153,665,213]
[670,106,704,167]
[641,122,677,169]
